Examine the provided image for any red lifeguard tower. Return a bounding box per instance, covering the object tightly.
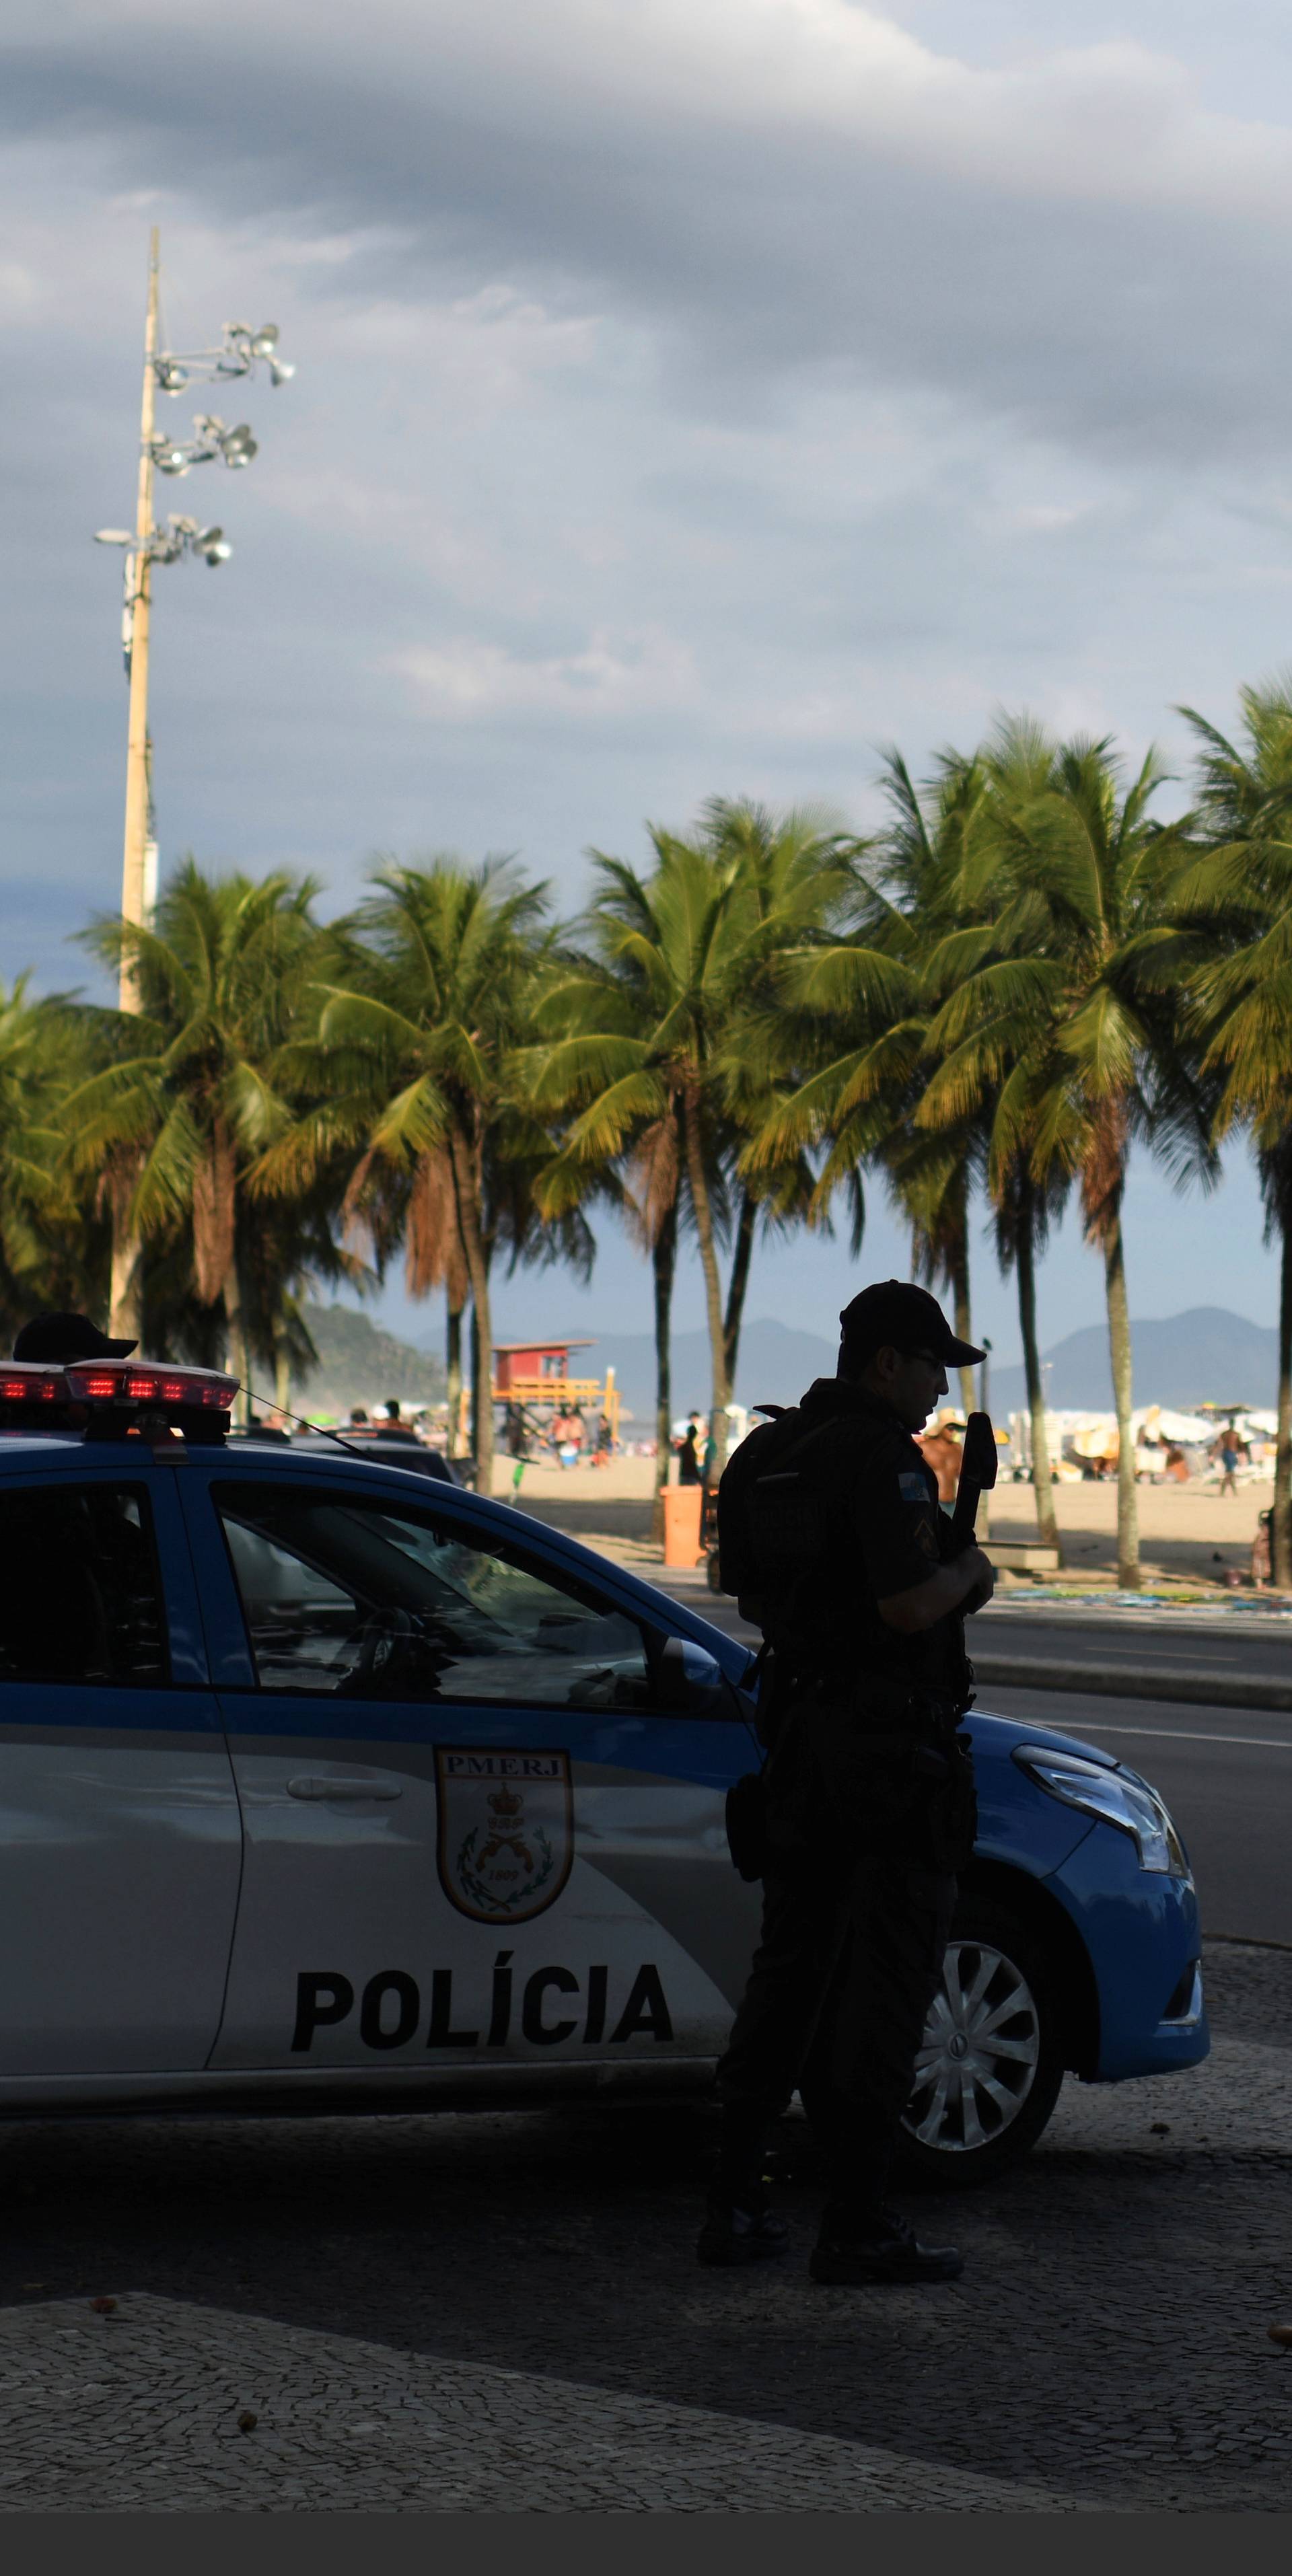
[449,1339,620,1456]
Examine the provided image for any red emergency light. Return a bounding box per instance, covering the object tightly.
[61,1361,236,1410]
[0,1357,238,1436]
[0,1372,60,1402]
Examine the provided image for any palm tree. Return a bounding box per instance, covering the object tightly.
[742,754,994,1412]
[0,979,108,1341]
[67,863,331,1405]
[705,800,862,1383]
[528,809,857,1497]
[306,858,551,1496]
[1175,678,1292,1584]
[925,721,1202,1588]
[525,932,684,1525]
[870,753,991,1420]
[906,735,1069,1553]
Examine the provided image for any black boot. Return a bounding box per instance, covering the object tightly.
[696,2186,789,2269]
[810,2205,962,2286]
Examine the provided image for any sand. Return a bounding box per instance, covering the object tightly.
[488,1451,1275,1586]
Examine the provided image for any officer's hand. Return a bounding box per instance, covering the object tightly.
[961,1545,995,1613]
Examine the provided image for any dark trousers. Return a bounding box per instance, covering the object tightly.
[716,1790,956,2221]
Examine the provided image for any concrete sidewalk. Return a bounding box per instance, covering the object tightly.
[1,1943,1288,2511]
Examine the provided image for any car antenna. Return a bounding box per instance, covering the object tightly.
[232,1381,378,1463]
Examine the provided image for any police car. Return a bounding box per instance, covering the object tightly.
[0,1360,1207,2187]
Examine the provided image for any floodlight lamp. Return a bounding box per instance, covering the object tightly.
[221,424,258,466]
[155,360,188,394]
[268,357,295,386]
[250,324,279,355]
[94,528,133,545]
[155,447,192,476]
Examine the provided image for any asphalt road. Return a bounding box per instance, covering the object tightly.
[666,1580,1292,1947]
[980,1606,1292,1689]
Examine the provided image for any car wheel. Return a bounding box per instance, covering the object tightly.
[896,1902,1065,2191]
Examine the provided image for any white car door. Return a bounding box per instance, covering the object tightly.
[0,1467,242,2078]
[184,1469,743,2076]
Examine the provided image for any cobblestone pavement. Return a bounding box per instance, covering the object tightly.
[0,1940,1289,2511]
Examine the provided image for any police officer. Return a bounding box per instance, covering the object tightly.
[699,1280,994,2287]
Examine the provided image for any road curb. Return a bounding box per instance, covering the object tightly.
[974,1656,1292,1714]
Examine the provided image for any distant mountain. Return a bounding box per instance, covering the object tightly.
[989,1306,1278,1417]
[600,1317,839,1422]
[609,1304,1279,1423]
[290,1300,1275,1428]
[293,1303,446,1418]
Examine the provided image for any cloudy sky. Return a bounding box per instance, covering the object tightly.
[3,1,1291,1375]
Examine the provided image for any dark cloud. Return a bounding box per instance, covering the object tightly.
[5,5,1292,464]
[0,3,1287,1347]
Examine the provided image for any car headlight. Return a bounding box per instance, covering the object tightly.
[1013,1746,1190,1878]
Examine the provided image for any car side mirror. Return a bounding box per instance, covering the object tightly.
[656,1633,726,1713]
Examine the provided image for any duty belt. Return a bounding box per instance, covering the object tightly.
[807,1668,970,1739]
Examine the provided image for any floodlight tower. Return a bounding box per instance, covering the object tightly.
[94,228,293,1338]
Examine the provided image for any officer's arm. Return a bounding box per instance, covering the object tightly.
[877,1545,995,1633]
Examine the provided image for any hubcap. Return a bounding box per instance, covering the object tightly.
[903,1939,1042,2155]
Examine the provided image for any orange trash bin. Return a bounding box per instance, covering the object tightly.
[663,1483,704,1568]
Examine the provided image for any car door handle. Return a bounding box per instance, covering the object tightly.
[286,1775,403,1802]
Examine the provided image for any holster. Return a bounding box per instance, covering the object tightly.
[725,1769,770,1882]
[908,1731,978,1873]
[725,1648,807,1881]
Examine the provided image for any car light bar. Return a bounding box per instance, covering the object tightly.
[0,1359,237,1412]
[63,1362,237,1409]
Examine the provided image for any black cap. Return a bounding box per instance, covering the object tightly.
[838,1280,984,1370]
[12,1311,138,1364]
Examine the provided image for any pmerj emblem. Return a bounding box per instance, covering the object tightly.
[435,1748,574,1923]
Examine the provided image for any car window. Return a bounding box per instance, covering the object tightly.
[213,1482,653,1708]
[0,1483,169,1687]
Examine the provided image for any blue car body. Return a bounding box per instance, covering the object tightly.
[474,1488,1210,2090]
[0,1430,1207,2133]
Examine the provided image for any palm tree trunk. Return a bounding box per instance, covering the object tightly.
[275,1344,291,1413]
[469,1304,481,1462]
[1275,1214,1292,1589]
[682,1090,730,1479]
[223,1255,251,1428]
[449,1126,494,1496]
[1102,1204,1140,1589]
[949,1223,985,1535]
[951,1225,976,1422]
[1015,1195,1061,1557]
[446,1291,464,1459]
[108,1157,143,1348]
[723,1187,756,1389]
[651,1200,677,1545]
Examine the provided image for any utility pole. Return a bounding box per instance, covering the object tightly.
[97,248,291,1348]
[99,242,293,1350]
[108,227,160,1342]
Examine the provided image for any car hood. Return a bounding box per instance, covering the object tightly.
[963,1706,1120,1769]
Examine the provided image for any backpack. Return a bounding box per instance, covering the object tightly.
[716,1404,827,1627]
